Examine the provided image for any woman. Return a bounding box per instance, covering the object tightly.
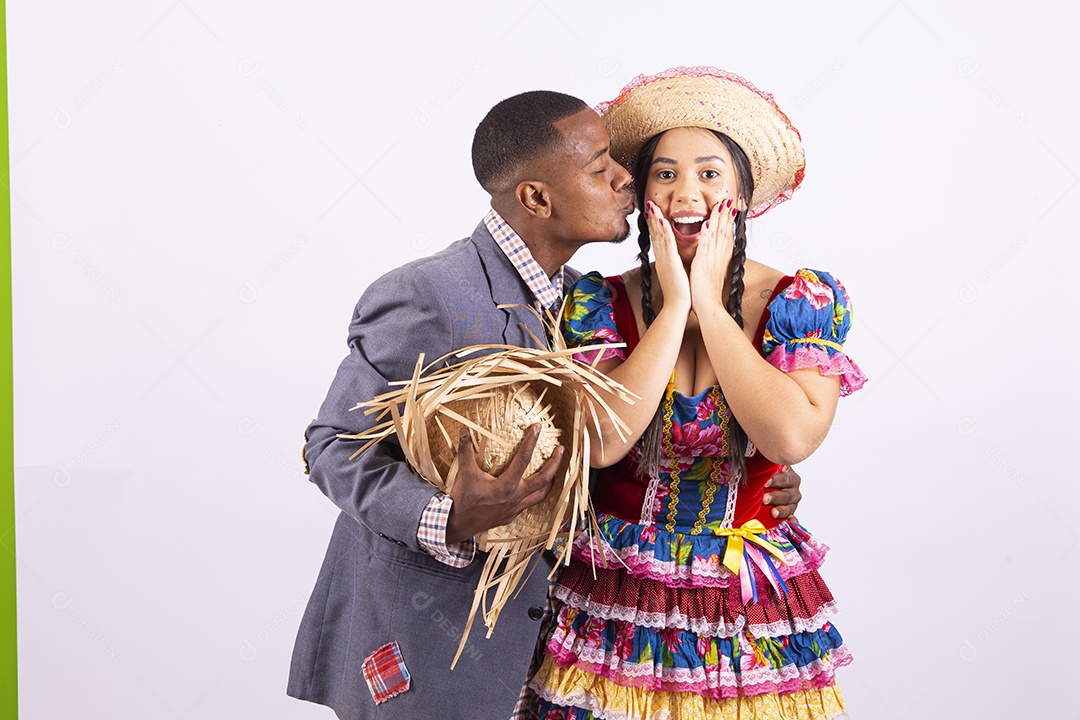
[530,68,867,719]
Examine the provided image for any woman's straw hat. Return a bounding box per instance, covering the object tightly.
[597,66,805,217]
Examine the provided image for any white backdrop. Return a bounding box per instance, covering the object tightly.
[10,1,1079,718]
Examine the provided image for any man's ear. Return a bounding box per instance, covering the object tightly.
[516,181,552,219]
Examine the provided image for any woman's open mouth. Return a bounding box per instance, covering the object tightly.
[670,214,705,242]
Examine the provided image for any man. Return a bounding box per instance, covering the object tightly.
[288,91,802,719]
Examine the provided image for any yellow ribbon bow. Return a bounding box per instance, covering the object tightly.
[708,519,787,575]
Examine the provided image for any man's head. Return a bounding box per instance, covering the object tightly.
[472,91,587,194]
[472,91,634,271]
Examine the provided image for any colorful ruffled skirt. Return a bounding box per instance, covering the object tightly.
[529,515,850,720]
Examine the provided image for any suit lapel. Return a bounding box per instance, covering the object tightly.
[470,223,548,349]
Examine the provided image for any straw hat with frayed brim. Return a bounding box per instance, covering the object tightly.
[341,305,636,668]
[597,66,805,218]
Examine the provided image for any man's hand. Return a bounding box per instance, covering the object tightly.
[445,425,563,544]
[762,465,802,520]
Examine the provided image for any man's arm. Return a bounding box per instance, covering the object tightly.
[303,265,452,552]
[303,264,559,556]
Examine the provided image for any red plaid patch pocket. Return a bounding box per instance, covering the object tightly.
[361,641,411,705]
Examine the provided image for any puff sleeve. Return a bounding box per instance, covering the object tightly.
[761,269,867,395]
[559,271,626,365]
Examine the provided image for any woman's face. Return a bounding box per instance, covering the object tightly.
[643,127,744,263]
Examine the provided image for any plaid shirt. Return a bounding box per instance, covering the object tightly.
[417,210,565,568]
[416,492,474,566]
[483,209,564,309]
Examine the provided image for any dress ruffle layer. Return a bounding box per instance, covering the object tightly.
[533,518,850,718]
[573,517,829,589]
[534,662,847,720]
[543,605,850,700]
[554,560,838,638]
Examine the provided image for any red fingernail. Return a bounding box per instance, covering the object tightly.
[704,219,709,229]
[731,207,738,217]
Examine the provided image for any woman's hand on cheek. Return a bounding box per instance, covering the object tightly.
[645,201,691,313]
[690,198,735,309]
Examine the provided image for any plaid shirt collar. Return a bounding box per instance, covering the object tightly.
[483,209,563,310]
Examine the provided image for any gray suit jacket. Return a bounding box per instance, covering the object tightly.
[289,223,579,719]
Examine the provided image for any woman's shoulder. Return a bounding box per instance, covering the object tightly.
[744,260,788,304]
[743,261,852,308]
[614,266,644,312]
[615,266,639,287]
[739,260,787,333]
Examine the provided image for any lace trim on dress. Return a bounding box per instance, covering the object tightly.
[543,646,852,700]
[640,470,662,526]
[555,584,840,638]
[536,644,852,703]
[573,519,830,588]
[765,345,867,396]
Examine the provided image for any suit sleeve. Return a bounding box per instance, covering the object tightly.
[303,264,460,553]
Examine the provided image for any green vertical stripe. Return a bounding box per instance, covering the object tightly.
[0,0,17,716]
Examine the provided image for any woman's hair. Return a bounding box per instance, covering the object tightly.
[632,129,754,483]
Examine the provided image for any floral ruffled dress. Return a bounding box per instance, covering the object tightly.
[530,270,867,720]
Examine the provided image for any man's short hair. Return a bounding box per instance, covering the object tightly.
[472,91,589,193]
